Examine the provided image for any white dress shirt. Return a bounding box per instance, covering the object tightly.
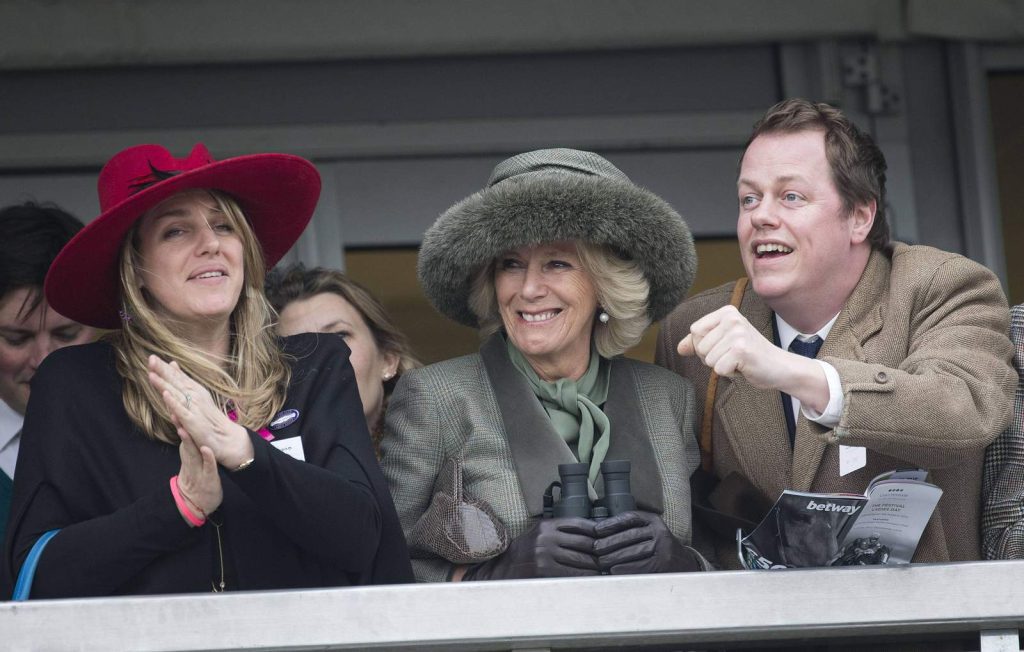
[775,313,843,429]
[0,399,23,479]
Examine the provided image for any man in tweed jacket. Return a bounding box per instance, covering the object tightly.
[657,99,1015,568]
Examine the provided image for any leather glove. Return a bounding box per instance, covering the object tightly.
[462,517,599,580]
[593,510,702,575]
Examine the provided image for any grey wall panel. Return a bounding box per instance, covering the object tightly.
[902,43,965,253]
[322,148,744,248]
[0,47,778,135]
[0,172,100,222]
[612,149,744,237]
[0,0,908,70]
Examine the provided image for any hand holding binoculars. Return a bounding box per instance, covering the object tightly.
[464,459,700,579]
[543,459,636,520]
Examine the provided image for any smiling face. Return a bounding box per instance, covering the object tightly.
[134,190,245,333]
[0,288,96,414]
[494,241,598,381]
[737,129,874,332]
[277,292,399,429]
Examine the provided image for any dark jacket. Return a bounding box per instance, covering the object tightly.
[1,333,412,598]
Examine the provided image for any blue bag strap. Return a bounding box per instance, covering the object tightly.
[12,529,60,601]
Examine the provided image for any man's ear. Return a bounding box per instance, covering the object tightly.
[849,200,876,245]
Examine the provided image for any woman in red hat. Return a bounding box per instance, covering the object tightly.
[1,144,413,598]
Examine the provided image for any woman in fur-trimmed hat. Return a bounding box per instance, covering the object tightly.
[382,148,710,582]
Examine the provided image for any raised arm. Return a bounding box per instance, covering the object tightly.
[825,256,1015,468]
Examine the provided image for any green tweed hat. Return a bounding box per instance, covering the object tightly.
[418,148,697,328]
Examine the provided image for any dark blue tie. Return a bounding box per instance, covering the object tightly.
[783,336,824,444]
[789,336,824,359]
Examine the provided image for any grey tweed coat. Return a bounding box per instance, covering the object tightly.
[982,303,1024,559]
[381,334,704,582]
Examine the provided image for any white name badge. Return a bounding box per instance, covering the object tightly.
[839,444,866,476]
[271,436,306,462]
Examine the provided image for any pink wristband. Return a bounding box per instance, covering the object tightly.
[169,476,206,527]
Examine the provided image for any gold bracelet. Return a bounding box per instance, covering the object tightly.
[232,457,255,472]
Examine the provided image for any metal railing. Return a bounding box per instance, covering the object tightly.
[3,560,1023,651]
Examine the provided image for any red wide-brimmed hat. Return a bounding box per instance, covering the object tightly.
[45,143,321,329]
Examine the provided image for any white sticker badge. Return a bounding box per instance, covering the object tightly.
[271,436,306,462]
[839,444,866,476]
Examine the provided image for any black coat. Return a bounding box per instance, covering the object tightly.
[1,333,412,598]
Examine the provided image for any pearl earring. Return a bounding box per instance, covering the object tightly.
[383,371,394,381]
[598,311,610,324]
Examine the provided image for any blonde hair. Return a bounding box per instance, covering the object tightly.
[107,190,290,444]
[469,242,650,359]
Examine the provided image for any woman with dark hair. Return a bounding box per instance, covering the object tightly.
[266,265,421,453]
[1,143,412,598]
[384,148,710,582]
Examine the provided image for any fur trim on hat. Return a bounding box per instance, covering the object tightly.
[419,166,696,328]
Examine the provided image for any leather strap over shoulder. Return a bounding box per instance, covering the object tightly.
[699,277,748,473]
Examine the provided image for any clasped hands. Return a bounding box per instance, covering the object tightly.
[463,510,700,580]
[147,355,254,520]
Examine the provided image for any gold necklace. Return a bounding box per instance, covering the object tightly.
[208,512,226,592]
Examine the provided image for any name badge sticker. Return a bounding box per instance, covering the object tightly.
[271,436,306,462]
[839,445,866,476]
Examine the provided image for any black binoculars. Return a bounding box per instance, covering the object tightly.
[543,459,636,520]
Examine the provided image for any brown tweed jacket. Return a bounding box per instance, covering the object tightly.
[382,334,705,582]
[656,243,1015,568]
